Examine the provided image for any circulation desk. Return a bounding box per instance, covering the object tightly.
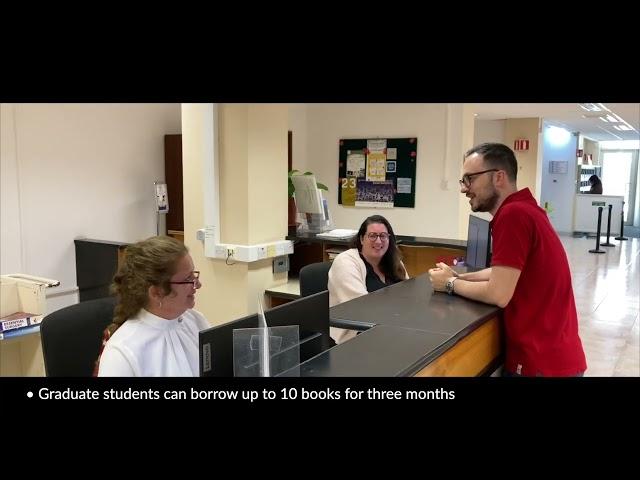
[295,272,503,377]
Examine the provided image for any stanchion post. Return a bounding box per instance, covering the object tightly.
[601,204,615,247]
[614,201,628,241]
[589,206,606,254]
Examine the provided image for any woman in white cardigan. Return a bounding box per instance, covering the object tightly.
[328,215,408,344]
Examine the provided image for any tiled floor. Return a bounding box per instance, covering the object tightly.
[561,235,639,376]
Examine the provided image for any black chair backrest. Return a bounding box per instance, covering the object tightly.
[40,296,117,376]
[299,261,332,297]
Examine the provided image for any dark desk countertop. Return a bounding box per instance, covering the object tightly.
[294,325,453,377]
[330,273,497,335]
[287,233,467,250]
[74,238,129,247]
[295,273,500,376]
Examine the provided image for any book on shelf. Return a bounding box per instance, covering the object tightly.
[0,324,41,340]
[0,311,44,333]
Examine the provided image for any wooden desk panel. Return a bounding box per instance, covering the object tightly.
[414,316,502,376]
[399,244,465,278]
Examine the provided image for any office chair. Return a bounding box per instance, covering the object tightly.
[299,261,332,297]
[40,296,117,376]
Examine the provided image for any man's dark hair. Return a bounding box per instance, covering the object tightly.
[465,143,518,183]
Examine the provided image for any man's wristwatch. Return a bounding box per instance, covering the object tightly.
[445,277,457,295]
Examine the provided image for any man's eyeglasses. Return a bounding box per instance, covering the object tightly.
[366,232,390,241]
[459,169,499,188]
[169,271,200,286]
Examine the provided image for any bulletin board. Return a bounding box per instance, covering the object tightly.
[338,137,417,208]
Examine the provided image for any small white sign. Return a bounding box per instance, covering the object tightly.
[549,161,568,174]
[386,147,397,160]
[155,182,169,213]
[396,177,412,194]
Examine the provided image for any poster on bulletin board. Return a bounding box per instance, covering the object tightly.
[338,137,417,208]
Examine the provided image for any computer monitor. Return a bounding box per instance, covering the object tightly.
[291,174,331,233]
[465,214,491,269]
[291,174,323,214]
[199,290,333,376]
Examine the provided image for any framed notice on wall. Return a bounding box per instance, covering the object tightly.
[338,137,417,208]
[549,161,568,174]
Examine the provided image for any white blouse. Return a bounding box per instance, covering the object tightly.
[98,308,210,377]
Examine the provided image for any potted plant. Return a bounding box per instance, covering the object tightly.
[288,170,328,234]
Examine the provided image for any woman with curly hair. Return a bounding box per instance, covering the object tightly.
[96,236,209,376]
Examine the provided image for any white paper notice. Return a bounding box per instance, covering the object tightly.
[396,178,412,194]
[367,139,387,152]
[386,147,397,160]
[346,150,366,178]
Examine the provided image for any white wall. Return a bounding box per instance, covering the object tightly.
[182,104,289,325]
[635,157,640,228]
[1,106,23,274]
[583,137,600,165]
[474,119,505,144]
[288,104,308,172]
[0,103,181,312]
[540,123,579,233]
[303,104,472,239]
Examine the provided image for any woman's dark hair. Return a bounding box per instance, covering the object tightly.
[588,174,601,185]
[352,215,405,281]
[107,236,188,335]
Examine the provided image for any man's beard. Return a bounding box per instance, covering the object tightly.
[471,189,499,212]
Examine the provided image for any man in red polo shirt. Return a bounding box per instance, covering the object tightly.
[429,143,586,376]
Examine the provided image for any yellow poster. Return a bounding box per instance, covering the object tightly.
[366,152,387,181]
[341,177,357,206]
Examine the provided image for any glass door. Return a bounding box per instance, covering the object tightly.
[601,149,638,224]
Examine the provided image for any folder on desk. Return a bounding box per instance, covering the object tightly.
[315,229,358,240]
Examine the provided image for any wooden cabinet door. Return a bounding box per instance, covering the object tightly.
[164,134,183,233]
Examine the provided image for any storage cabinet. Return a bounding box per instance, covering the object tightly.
[74,239,127,302]
[164,134,184,237]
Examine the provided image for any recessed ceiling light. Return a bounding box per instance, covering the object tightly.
[582,112,607,119]
[578,103,603,112]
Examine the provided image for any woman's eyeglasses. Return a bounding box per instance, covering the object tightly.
[169,271,200,285]
[366,232,390,241]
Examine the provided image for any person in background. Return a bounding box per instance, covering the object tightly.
[429,143,586,377]
[96,236,210,376]
[328,215,408,344]
[588,174,603,194]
